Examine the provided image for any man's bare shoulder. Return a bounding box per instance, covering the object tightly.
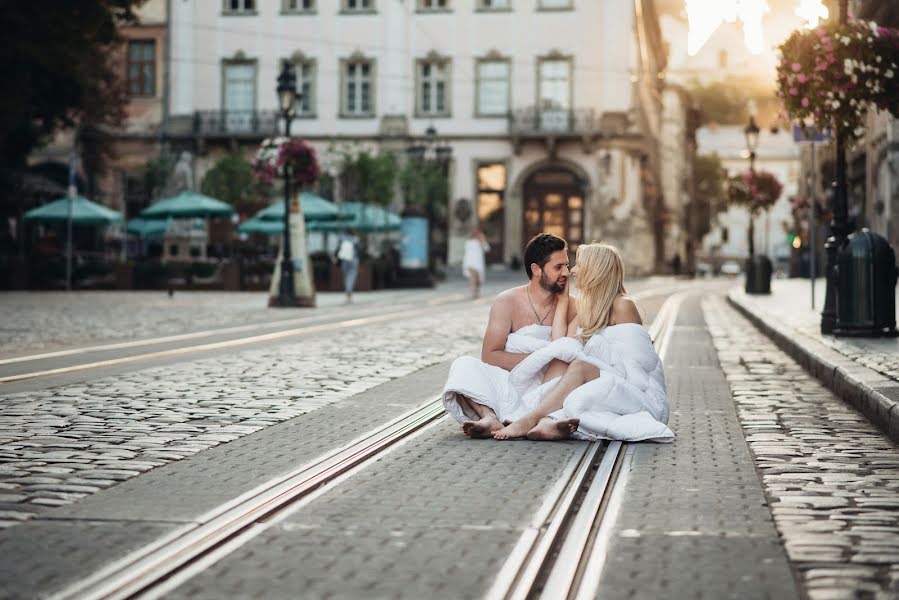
[492,286,526,309]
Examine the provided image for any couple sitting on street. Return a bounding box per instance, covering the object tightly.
[442,234,674,443]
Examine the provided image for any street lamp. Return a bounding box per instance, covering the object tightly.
[743,114,772,294]
[276,60,298,307]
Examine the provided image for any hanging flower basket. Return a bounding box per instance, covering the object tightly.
[726,170,783,215]
[777,20,899,137]
[252,137,320,187]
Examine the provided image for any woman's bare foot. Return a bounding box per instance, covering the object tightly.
[526,417,580,441]
[462,415,503,439]
[492,417,540,440]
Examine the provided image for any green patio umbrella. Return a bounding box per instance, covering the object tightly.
[237,216,284,235]
[307,201,401,233]
[255,192,339,222]
[140,191,234,219]
[126,217,170,238]
[24,195,123,225]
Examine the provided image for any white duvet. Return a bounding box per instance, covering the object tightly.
[442,323,674,442]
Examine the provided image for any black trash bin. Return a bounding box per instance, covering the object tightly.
[744,254,772,295]
[834,228,898,336]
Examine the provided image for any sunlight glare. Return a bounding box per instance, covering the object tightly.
[795,0,829,29]
[686,0,770,56]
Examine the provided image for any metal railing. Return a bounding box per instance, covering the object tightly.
[193,110,280,137]
[509,107,597,137]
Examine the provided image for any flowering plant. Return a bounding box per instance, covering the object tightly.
[252,137,320,187]
[726,170,784,215]
[777,20,899,138]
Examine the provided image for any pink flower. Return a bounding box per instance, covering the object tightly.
[790,87,799,96]
[826,53,836,63]
[792,62,802,72]
[798,74,808,83]
[801,97,810,107]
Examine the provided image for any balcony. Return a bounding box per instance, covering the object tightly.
[509,107,599,155]
[193,110,280,138]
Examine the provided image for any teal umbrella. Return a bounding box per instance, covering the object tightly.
[256,192,339,222]
[238,216,283,235]
[307,201,401,233]
[126,217,170,238]
[24,196,123,225]
[140,191,234,219]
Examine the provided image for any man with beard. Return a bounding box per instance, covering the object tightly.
[441,233,575,438]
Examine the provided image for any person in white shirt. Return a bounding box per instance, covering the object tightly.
[461,227,490,299]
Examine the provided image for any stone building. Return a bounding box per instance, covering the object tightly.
[162,0,682,275]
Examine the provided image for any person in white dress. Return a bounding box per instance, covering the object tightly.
[461,227,490,299]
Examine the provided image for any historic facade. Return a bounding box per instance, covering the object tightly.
[163,0,678,275]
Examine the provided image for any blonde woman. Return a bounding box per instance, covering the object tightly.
[493,243,673,442]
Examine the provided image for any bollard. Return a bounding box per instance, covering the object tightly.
[834,229,898,336]
[745,254,772,295]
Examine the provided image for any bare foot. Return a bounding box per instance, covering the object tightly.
[526,417,580,441]
[462,415,503,439]
[492,417,539,440]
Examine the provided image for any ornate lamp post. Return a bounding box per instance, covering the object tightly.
[744,115,760,257]
[276,60,298,307]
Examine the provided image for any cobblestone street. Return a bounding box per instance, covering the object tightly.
[1,279,898,599]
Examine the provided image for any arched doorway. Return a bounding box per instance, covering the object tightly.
[522,167,585,251]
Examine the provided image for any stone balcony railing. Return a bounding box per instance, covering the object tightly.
[193,110,280,138]
[508,107,599,154]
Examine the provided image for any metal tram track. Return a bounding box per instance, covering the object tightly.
[48,290,684,600]
[487,292,684,600]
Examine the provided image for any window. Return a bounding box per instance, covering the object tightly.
[343,0,373,11]
[342,58,374,116]
[223,0,255,14]
[538,0,572,9]
[417,57,450,117]
[282,0,314,12]
[418,0,449,10]
[478,0,510,9]
[127,40,155,97]
[295,60,316,116]
[477,163,506,263]
[476,60,509,116]
[538,57,571,131]
[222,61,257,131]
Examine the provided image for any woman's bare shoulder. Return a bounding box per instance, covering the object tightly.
[610,295,642,325]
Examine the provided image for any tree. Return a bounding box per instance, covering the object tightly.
[340,151,398,206]
[400,159,448,216]
[0,2,140,212]
[693,153,727,241]
[203,152,259,212]
[687,77,782,126]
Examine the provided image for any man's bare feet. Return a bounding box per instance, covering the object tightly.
[462,415,503,439]
[526,417,580,441]
[492,417,540,440]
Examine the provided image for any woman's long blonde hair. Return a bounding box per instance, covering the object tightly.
[574,243,626,343]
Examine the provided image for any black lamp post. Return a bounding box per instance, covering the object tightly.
[820,0,850,334]
[276,60,298,307]
[744,115,760,257]
[743,115,773,294]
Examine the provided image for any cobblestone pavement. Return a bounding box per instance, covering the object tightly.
[705,295,899,599]
[0,302,488,529]
[733,279,899,383]
[0,282,499,357]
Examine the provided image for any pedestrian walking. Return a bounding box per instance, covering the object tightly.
[335,228,361,303]
[462,227,490,299]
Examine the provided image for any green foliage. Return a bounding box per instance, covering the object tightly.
[687,77,779,126]
[695,153,726,210]
[141,154,176,202]
[400,159,449,214]
[201,153,257,210]
[340,150,398,206]
[0,1,141,204]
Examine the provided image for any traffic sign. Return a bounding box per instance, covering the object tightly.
[793,124,831,143]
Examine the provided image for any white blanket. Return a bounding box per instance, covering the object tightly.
[442,323,674,443]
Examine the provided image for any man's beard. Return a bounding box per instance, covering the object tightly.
[539,270,566,294]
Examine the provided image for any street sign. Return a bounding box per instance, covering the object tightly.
[793,124,831,143]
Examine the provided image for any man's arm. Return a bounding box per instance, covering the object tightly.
[481,296,529,370]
